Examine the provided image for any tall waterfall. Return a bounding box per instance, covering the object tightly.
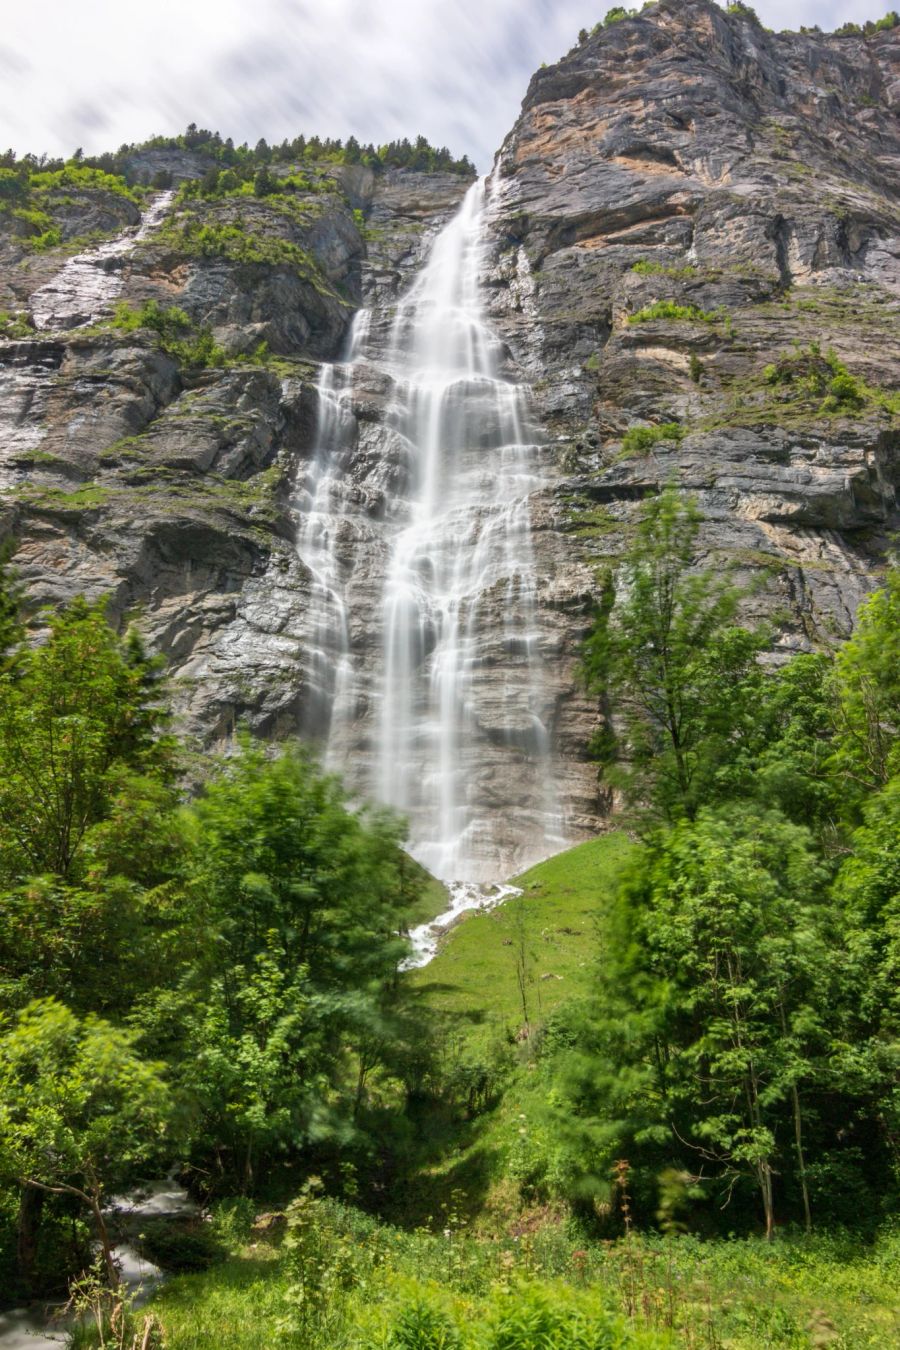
[295,179,563,882]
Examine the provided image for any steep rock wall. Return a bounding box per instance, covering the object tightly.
[0,166,469,748]
[0,0,897,863]
[479,0,899,830]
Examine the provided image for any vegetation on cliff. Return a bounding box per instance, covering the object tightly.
[0,126,474,195]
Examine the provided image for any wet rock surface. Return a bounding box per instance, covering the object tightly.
[0,0,897,860]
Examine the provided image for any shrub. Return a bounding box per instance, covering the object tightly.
[836,11,898,36]
[111,300,226,369]
[621,422,684,453]
[386,1301,461,1350]
[763,343,869,413]
[29,164,139,203]
[0,310,35,339]
[823,370,866,411]
[727,2,761,22]
[630,260,697,279]
[627,299,717,324]
[483,1286,637,1349]
[603,6,636,24]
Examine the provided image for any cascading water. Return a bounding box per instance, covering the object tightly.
[295,178,564,887]
[0,191,175,495]
[293,310,371,766]
[31,190,175,331]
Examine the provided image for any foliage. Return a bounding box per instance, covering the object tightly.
[66,1260,165,1350]
[0,155,139,253]
[551,808,840,1232]
[6,125,475,187]
[601,6,638,25]
[763,342,867,413]
[0,308,36,338]
[835,10,899,35]
[143,1196,900,1347]
[153,213,333,293]
[620,422,684,454]
[582,488,758,820]
[627,300,717,324]
[0,596,176,885]
[138,1218,226,1273]
[148,739,425,1190]
[726,3,761,23]
[0,999,172,1285]
[111,300,227,370]
[630,260,697,279]
[829,562,900,797]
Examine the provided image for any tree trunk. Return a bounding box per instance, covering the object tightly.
[16,1183,44,1295]
[791,1081,812,1233]
[87,1192,119,1289]
[778,997,812,1233]
[756,1158,775,1241]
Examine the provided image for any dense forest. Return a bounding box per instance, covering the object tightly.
[0,125,476,191]
[0,485,897,1347]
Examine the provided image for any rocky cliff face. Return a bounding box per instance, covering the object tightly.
[480,0,899,831]
[0,163,469,752]
[0,0,897,871]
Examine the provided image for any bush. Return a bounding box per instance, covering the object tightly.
[763,343,869,413]
[602,6,637,25]
[727,2,761,22]
[137,1218,226,1273]
[621,422,684,453]
[627,300,717,324]
[386,1301,461,1350]
[0,309,35,339]
[483,1286,639,1349]
[835,11,898,36]
[630,260,697,279]
[111,300,226,369]
[823,370,866,411]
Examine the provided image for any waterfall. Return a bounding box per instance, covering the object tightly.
[293,310,370,766]
[31,190,175,331]
[296,178,563,883]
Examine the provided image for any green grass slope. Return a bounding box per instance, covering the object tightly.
[411,833,635,1035]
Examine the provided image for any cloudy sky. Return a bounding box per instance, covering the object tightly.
[0,0,887,169]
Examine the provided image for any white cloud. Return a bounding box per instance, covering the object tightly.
[2,0,889,168]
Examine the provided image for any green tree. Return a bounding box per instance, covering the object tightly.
[552,808,838,1236]
[0,597,175,882]
[253,165,275,196]
[0,596,185,1018]
[0,999,172,1288]
[830,773,900,1179]
[830,563,900,805]
[0,542,22,668]
[582,488,758,820]
[718,651,841,836]
[162,743,423,1188]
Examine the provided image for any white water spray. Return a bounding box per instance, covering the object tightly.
[293,310,371,765]
[296,179,563,884]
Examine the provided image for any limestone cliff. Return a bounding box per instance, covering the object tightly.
[0,0,897,866]
[481,0,899,831]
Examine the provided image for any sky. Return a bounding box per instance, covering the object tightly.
[0,0,888,170]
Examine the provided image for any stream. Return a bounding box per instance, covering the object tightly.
[0,1180,197,1349]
